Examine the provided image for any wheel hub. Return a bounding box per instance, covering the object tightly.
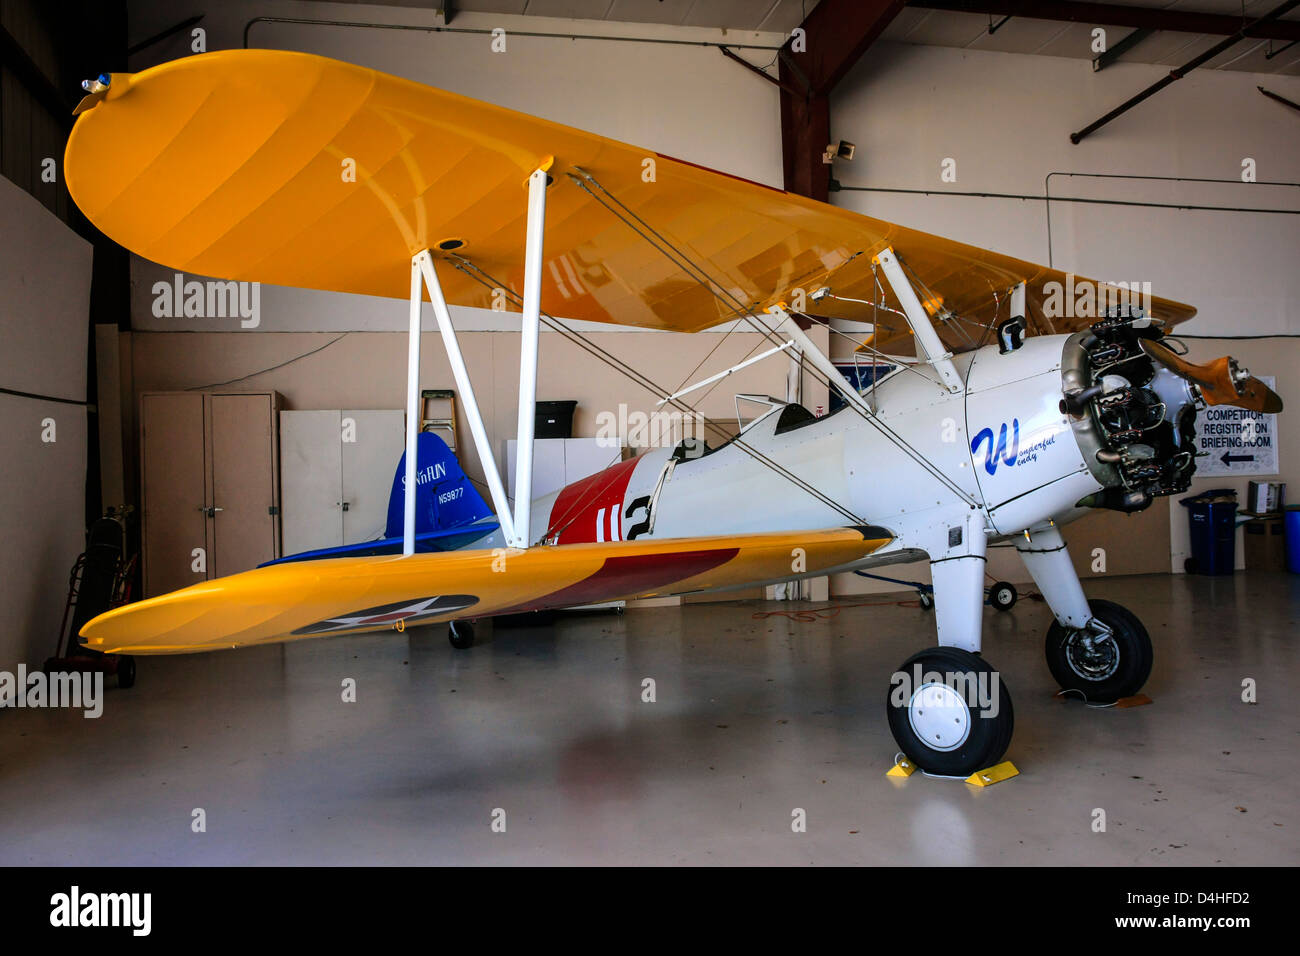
[907,681,972,752]
[1065,626,1120,681]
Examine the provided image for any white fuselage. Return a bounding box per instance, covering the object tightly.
[478,333,1107,578]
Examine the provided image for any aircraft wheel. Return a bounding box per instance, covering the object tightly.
[918,591,934,610]
[988,581,1017,612]
[448,620,475,650]
[116,655,136,689]
[886,646,1014,777]
[1045,599,1151,703]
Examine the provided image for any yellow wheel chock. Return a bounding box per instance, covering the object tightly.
[886,758,1019,786]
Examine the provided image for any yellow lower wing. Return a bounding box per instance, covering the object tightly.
[81,528,890,654]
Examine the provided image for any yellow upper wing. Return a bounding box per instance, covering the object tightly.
[80,527,890,654]
[64,49,1194,347]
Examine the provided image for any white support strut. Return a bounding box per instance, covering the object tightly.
[764,306,876,418]
[655,340,796,407]
[413,250,518,547]
[403,258,423,556]
[873,247,963,393]
[513,167,548,549]
[1010,280,1027,321]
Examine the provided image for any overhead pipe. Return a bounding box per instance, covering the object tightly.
[1070,0,1300,144]
[1259,85,1300,113]
[911,1,1300,42]
[244,16,781,51]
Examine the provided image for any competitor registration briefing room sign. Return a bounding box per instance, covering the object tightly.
[1193,375,1279,477]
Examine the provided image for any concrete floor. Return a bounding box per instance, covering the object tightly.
[2,572,1297,866]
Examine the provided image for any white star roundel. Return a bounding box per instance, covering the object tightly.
[293,594,478,635]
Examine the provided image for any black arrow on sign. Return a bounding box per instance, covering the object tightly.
[1220,453,1255,466]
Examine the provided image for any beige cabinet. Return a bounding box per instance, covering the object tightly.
[140,391,281,597]
[279,409,405,556]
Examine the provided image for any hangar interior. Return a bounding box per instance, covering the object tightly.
[1,0,1297,865]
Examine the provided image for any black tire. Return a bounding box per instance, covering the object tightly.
[1045,598,1151,703]
[886,646,1014,776]
[116,655,136,689]
[918,591,934,610]
[448,620,475,650]
[988,581,1017,612]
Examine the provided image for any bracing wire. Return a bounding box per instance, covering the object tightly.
[444,256,867,534]
[567,170,978,506]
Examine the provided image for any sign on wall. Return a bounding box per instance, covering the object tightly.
[1192,376,1279,477]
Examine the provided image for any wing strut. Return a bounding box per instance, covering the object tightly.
[513,165,550,549]
[402,163,552,552]
[763,302,979,507]
[873,248,963,394]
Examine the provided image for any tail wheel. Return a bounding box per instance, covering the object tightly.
[448,620,475,650]
[116,655,136,689]
[885,646,1014,777]
[988,581,1017,612]
[1045,598,1151,703]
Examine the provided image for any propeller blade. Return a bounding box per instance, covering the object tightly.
[1141,339,1283,414]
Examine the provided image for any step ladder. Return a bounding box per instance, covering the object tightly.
[421,388,457,452]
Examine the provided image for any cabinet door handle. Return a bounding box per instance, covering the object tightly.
[197,506,225,517]
[337,501,350,512]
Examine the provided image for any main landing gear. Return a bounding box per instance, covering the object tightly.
[886,645,1014,777]
[885,512,1015,776]
[884,518,1154,776]
[1044,598,1152,703]
[1017,525,1153,705]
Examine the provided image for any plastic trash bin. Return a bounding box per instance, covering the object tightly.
[1286,506,1300,574]
[1180,488,1238,576]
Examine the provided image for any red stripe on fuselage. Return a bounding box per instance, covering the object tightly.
[547,457,639,544]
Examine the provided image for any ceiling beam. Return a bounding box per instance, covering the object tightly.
[779,0,906,201]
[909,1,1300,42]
[0,22,75,128]
[789,0,908,95]
[780,84,831,202]
[1092,27,1153,71]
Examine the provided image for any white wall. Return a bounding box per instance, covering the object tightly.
[126,0,786,334]
[830,41,1300,337]
[0,176,92,671]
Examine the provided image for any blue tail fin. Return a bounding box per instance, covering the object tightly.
[385,431,493,537]
[262,432,495,567]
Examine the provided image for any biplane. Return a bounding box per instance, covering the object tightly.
[65,49,1282,776]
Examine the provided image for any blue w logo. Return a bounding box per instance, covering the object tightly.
[971,420,1020,475]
